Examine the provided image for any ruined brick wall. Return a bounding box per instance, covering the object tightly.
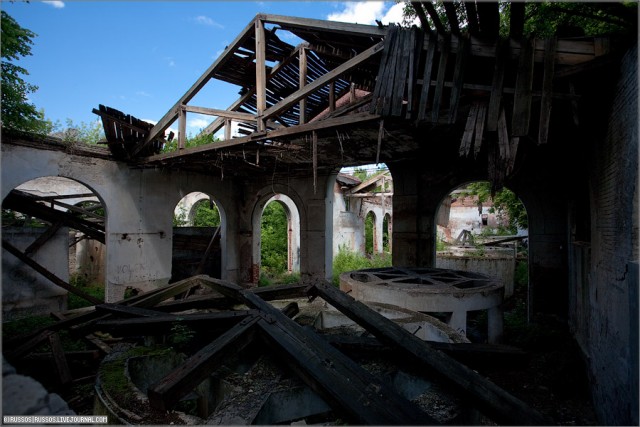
[579,45,638,425]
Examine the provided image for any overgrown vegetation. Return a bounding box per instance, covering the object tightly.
[456,181,527,233]
[67,273,104,310]
[331,245,392,286]
[260,201,289,279]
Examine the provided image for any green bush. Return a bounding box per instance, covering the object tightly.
[332,246,392,286]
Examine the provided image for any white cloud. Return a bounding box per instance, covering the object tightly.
[327,1,387,25]
[136,91,151,98]
[195,15,224,28]
[43,1,65,9]
[327,1,418,26]
[188,117,210,131]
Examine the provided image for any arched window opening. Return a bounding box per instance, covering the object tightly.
[260,200,299,285]
[172,192,224,282]
[365,211,377,257]
[435,181,529,343]
[383,213,392,253]
[2,176,106,320]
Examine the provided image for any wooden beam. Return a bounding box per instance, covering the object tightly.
[309,281,553,426]
[443,1,460,34]
[49,332,73,385]
[299,47,307,124]
[417,30,437,120]
[262,14,386,38]
[476,1,500,39]
[431,34,450,123]
[178,107,186,150]
[24,220,63,256]
[423,1,446,34]
[2,240,103,305]
[411,1,431,31]
[255,17,267,132]
[183,105,256,122]
[262,41,384,121]
[201,278,434,425]
[449,33,468,123]
[509,1,526,39]
[487,38,508,132]
[464,0,480,36]
[148,315,260,411]
[138,17,257,153]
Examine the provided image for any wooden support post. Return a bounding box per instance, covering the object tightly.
[178,106,186,150]
[299,47,307,125]
[224,119,231,140]
[312,131,317,194]
[309,281,553,426]
[2,240,103,305]
[148,315,260,412]
[255,18,267,132]
[474,102,487,158]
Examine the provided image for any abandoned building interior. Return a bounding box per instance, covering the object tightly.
[1,3,638,426]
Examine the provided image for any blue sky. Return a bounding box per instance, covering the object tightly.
[4,1,413,137]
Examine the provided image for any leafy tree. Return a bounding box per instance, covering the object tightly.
[457,181,527,233]
[402,1,637,37]
[1,11,50,133]
[161,130,218,153]
[192,200,221,227]
[49,118,106,145]
[261,201,288,275]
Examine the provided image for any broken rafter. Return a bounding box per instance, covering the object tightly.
[309,281,553,426]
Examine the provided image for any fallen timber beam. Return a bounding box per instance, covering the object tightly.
[95,310,258,336]
[5,275,207,348]
[148,314,261,412]
[2,240,103,306]
[323,334,529,370]
[203,278,435,425]
[309,281,553,426]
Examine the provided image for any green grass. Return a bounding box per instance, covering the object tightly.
[67,274,105,309]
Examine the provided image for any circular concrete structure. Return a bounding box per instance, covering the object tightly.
[339,267,504,343]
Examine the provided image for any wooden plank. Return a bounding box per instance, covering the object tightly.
[310,281,553,426]
[390,29,411,116]
[148,315,260,411]
[476,2,500,39]
[431,34,450,123]
[460,102,479,156]
[371,25,398,115]
[449,33,468,123]
[178,107,186,150]
[328,81,335,112]
[262,41,384,121]
[49,333,73,385]
[538,37,557,145]
[497,107,510,161]
[474,102,487,158]
[417,31,437,120]
[405,27,420,119]
[487,38,508,132]
[507,136,520,175]
[512,37,536,136]
[2,240,103,305]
